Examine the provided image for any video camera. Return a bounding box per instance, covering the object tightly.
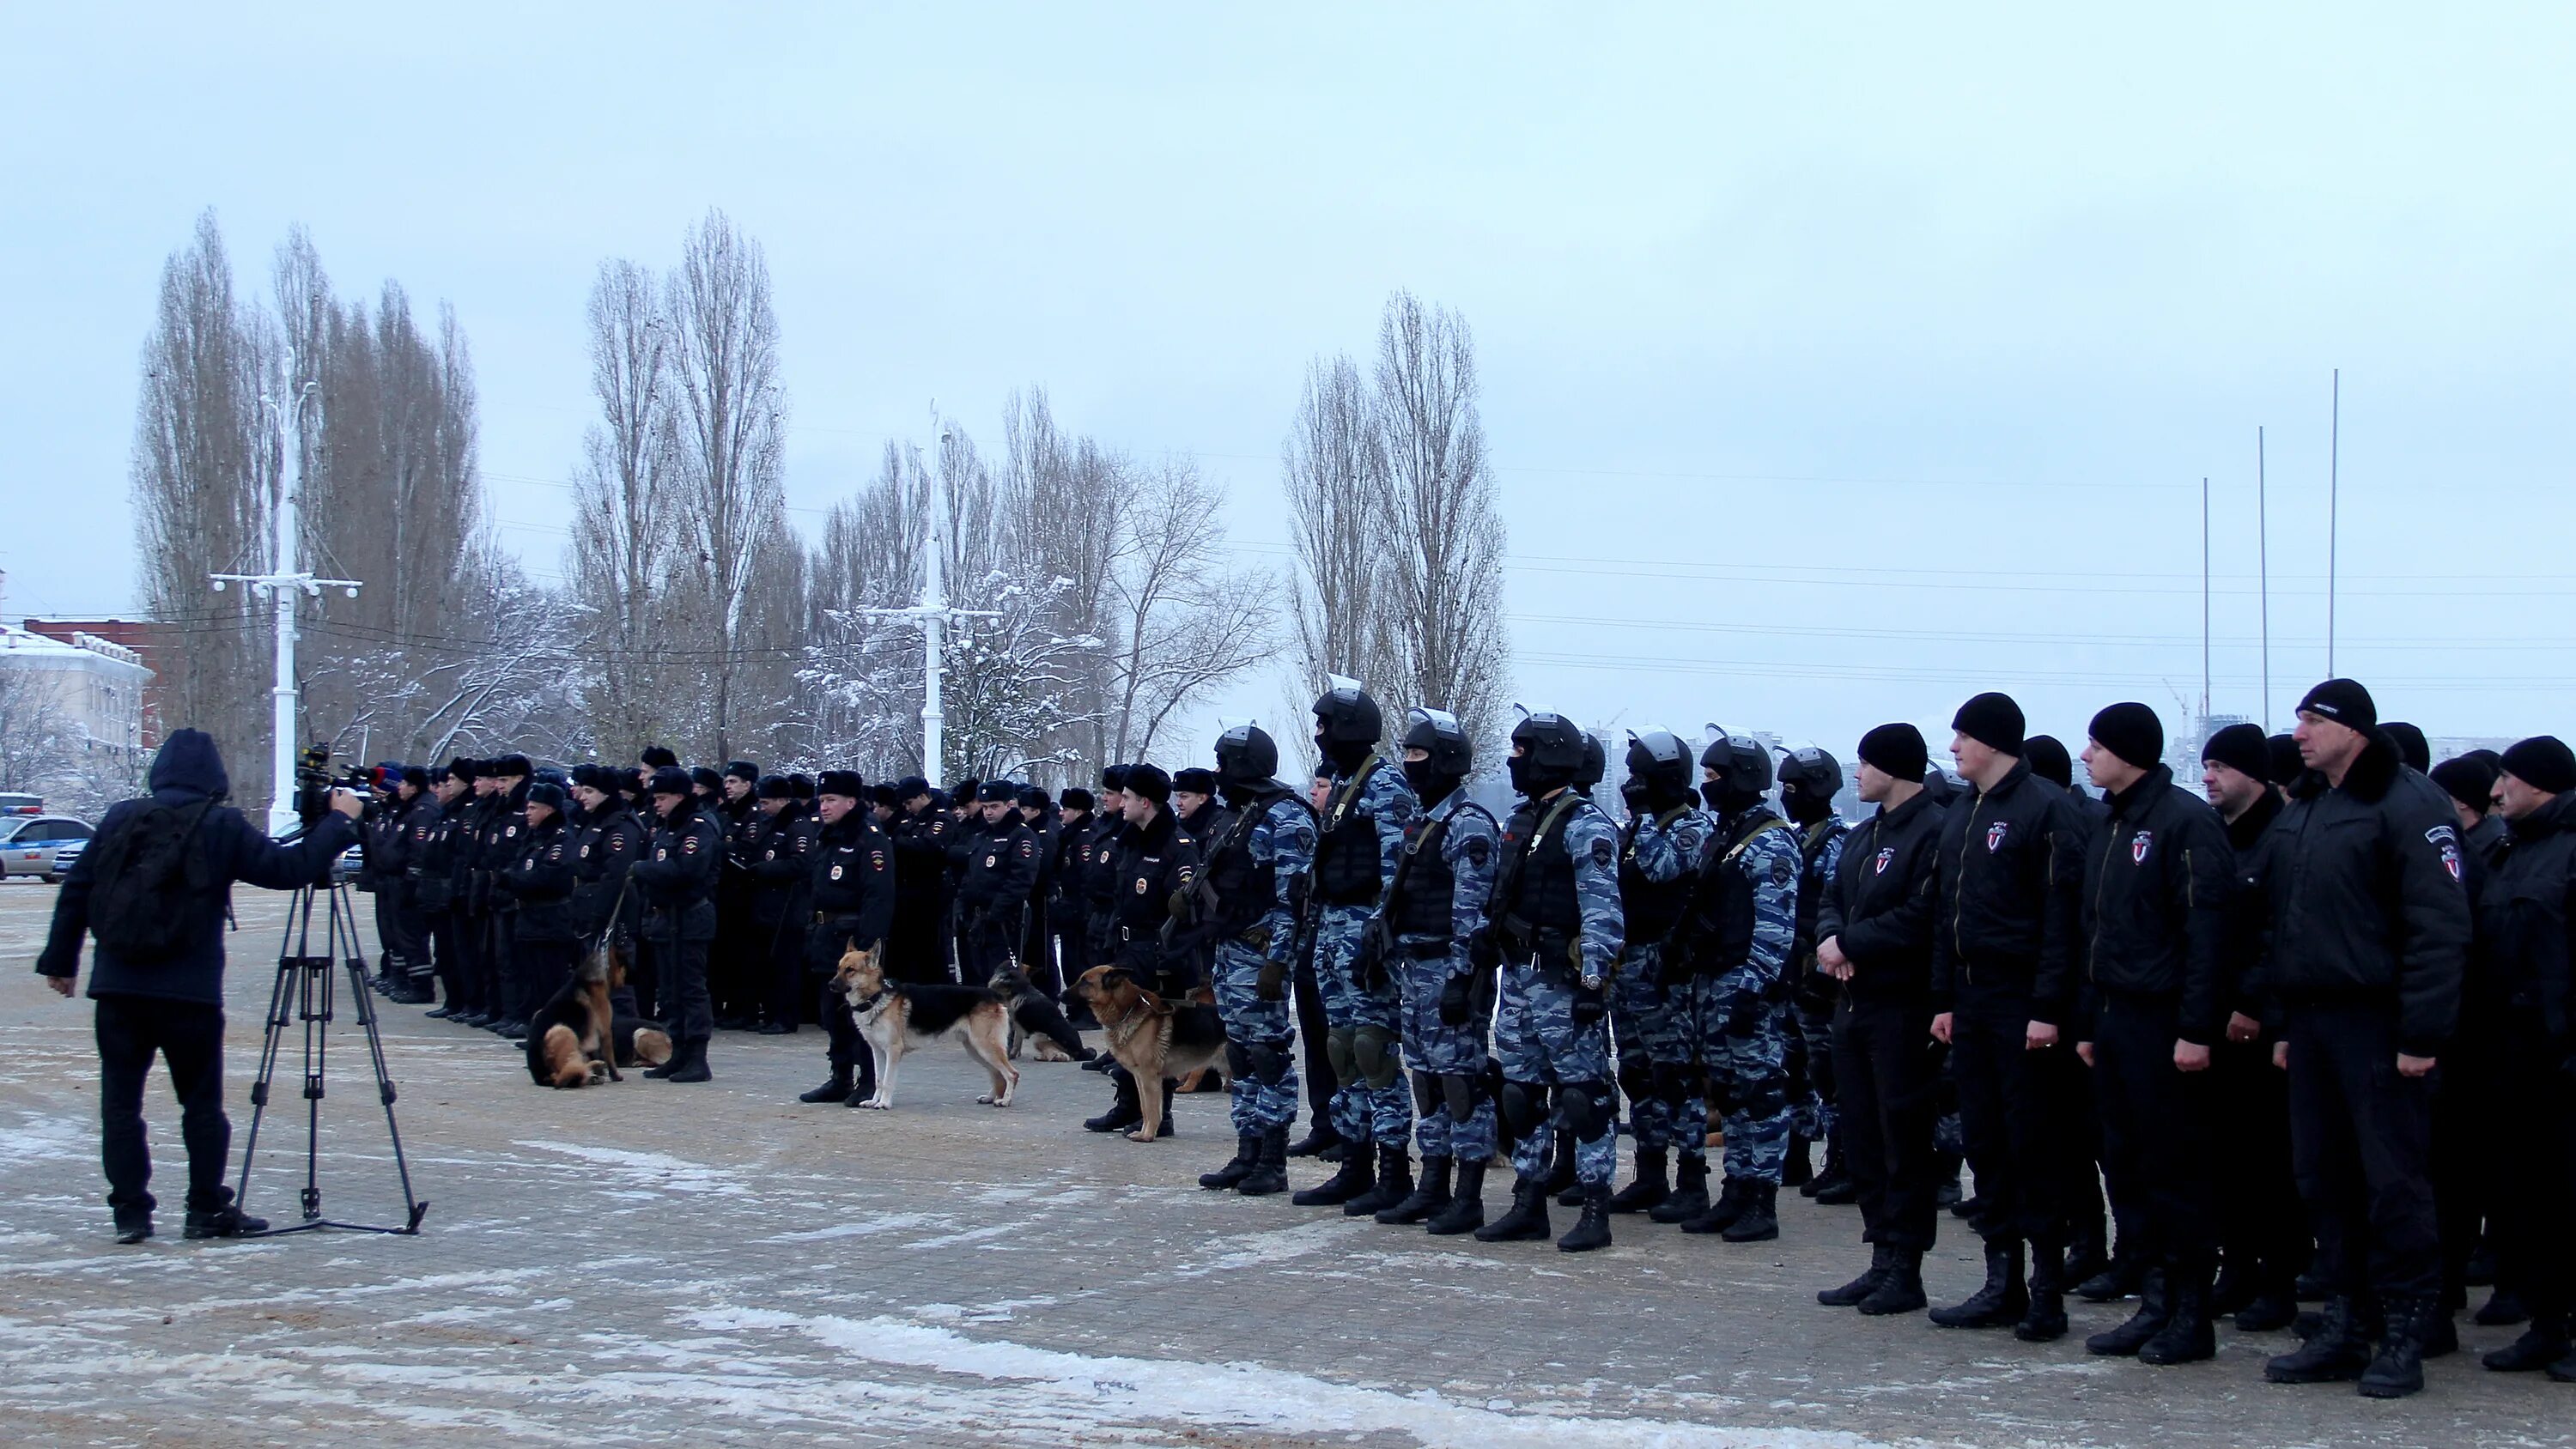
[293,743,370,827]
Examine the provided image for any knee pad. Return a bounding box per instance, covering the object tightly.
[1353,1025,1401,1089]
[1440,1071,1481,1124]
[1554,1080,1612,1142]
[1739,1077,1789,1123]
[1243,1039,1291,1085]
[1656,1062,1704,1106]
[1227,1040,1255,1082]
[1413,1070,1443,1118]
[1325,1027,1357,1085]
[1616,1052,1656,1105]
[1498,1079,1545,1137]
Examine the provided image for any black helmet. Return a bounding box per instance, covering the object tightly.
[1311,678,1383,750]
[1509,712,1587,796]
[1625,729,1692,803]
[1576,732,1606,791]
[1700,729,1773,798]
[1777,745,1843,800]
[1215,723,1280,785]
[1401,707,1473,779]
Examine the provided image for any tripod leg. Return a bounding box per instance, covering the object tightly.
[233,899,307,1210]
[337,884,426,1229]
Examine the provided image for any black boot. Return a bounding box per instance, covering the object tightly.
[2139,1268,2218,1365]
[1858,1250,1930,1315]
[665,1037,711,1082]
[1650,1156,1710,1225]
[2484,1313,2573,1372]
[1084,1075,1144,1134]
[1558,1183,1613,1252]
[2087,1266,2172,1355]
[1377,1155,1451,1225]
[1820,1246,1893,1307]
[113,1211,154,1246]
[2076,1246,2149,1302]
[2420,1302,2459,1359]
[1930,1239,2028,1329]
[1200,1134,1261,1191]
[1236,1127,1290,1197]
[799,1066,856,1103]
[1155,1080,1177,1140]
[182,1202,268,1239]
[1933,1151,1963,1209]
[1607,1148,1669,1214]
[1291,1143,1375,1208]
[1810,1132,1857,1205]
[2476,1285,2533,1326]
[1473,1173,1551,1242]
[2236,1286,2299,1333]
[1722,1181,1780,1243]
[1285,1120,1343,1158]
[2209,1260,2256,1318]
[1345,1145,1411,1217]
[1782,1132,1813,1189]
[2014,1240,2069,1342]
[2263,1295,2371,1383]
[1427,1159,1488,1234]
[2358,1295,2437,1398]
[1678,1176,1749,1235]
[1548,1134,1583,1207]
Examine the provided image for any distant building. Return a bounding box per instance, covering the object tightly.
[0,621,154,774]
[22,617,169,747]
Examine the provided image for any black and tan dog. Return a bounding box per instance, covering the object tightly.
[835,943,1019,1110]
[984,966,1098,1064]
[1072,965,1228,1143]
[527,940,639,1088]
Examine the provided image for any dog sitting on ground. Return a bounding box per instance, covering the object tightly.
[984,966,1099,1064]
[835,943,1019,1110]
[1071,965,1229,1143]
[526,940,631,1088]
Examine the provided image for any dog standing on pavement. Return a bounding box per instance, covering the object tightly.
[835,943,1019,1110]
[1072,965,1228,1143]
[985,965,1099,1064]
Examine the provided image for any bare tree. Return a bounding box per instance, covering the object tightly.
[0,663,76,795]
[1102,458,1276,761]
[568,258,683,761]
[1281,352,1394,758]
[1372,291,1509,744]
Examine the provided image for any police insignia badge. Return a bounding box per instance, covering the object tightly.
[1985,822,2009,853]
[1874,846,1893,875]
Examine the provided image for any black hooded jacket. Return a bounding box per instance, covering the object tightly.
[1928,759,2086,1024]
[36,729,355,1005]
[2076,765,2234,1045]
[1816,785,1944,1002]
[2474,789,2576,1053]
[2248,730,2470,1058]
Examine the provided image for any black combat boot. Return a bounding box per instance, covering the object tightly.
[2485,1313,2573,1372]
[1473,1173,1551,1242]
[183,1201,268,1240]
[2476,1286,2533,1326]
[2014,1240,2069,1342]
[1201,1134,1261,1191]
[665,1037,711,1082]
[1809,1132,1857,1205]
[2358,1296,2438,1398]
[1084,1074,1144,1134]
[1236,1127,1290,1197]
[1558,1183,1613,1253]
[1858,1250,1929,1315]
[1346,1145,1411,1217]
[2209,1258,2256,1318]
[1820,1246,1893,1307]
[2076,1244,2149,1302]
[1427,1159,1488,1234]
[1930,1239,2028,1329]
[2419,1300,2459,1359]
[1548,1134,1583,1207]
[2264,1295,2370,1383]
[1285,1120,1343,1158]
[1650,1155,1711,1225]
[1377,1155,1451,1225]
[2236,1284,2299,1333]
[1678,1177,1749,1235]
[1932,1151,1964,1209]
[1722,1181,1780,1243]
[799,1066,856,1103]
[1292,1143,1375,1208]
[1607,1148,1669,1214]
[1155,1080,1177,1140]
[113,1211,154,1246]
[1782,1132,1813,1189]
[2139,1268,2217,1365]
[2087,1266,2172,1355]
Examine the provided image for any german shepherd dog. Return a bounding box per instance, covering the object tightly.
[1072,965,1228,1143]
[527,940,630,1088]
[834,943,1019,1110]
[983,965,1097,1064]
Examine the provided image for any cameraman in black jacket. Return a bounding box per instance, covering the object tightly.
[34,729,360,1244]
[2255,680,2471,1398]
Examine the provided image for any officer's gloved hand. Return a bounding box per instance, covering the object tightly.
[1439,970,1474,1026]
[1722,983,1765,1034]
[1255,959,1286,1001]
[1467,927,1501,973]
[1571,979,1607,1028]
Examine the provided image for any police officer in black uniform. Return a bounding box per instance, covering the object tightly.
[633,765,722,1083]
[798,770,897,1106]
[957,781,1042,983]
[411,766,462,1018]
[1084,764,1200,1137]
[1050,786,1097,1003]
[887,778,957,985]
[744,775,812,1034]
[476,755,535,1038]
[494,781,580,1009]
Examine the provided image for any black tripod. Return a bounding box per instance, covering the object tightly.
[234,875,428,1235]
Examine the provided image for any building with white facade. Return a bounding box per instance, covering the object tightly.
[0,621,154,773]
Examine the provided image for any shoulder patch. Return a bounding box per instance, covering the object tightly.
[1590,836,1616,867]
[608,834,629,852]
[1771,854,1794,886]
[1018,839,1035,858]
[1465,836,1492,867]
[682,835,699,853]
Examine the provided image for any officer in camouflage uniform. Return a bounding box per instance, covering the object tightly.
[1292,682,1421,1213]
[1671,730,1801,1243]
[1470,712,1626,1253]
[1362,708,1502,1232]
[1604,730,1714,1222]
[1188,725,1316,1199]
[1778,746,1855,1203]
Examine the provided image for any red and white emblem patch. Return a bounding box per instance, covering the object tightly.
[829,864,844,881]
[1985,822,2009,853]
[682,835,699,853]
[1873,846,1893,876]
[2439,843,2463,882]
[2130,830,2153,864]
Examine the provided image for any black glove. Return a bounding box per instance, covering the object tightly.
[1439,971,1474,1027]
[1722,982,1766,1034]
[1255,959,1286,1001]
[1571,979,1607,1028]
[1467,927,1501,973]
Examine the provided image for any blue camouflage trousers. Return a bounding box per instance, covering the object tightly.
[1315,906,1411,1148]
[1212,939,1300,1136]
[1788,995,1838,1141]
[1396,945,1497,1163]
[1496,961,1615,1187]
[1688,974,1792,1184]
[1610,945,1705,1159]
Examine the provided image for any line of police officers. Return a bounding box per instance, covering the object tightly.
[350,670,2572,1398]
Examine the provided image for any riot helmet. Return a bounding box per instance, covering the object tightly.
[1215,723,1279,787]
[1777,745,1843,824]
[1622,728,1693,812]
[1311,676,1383,771]
[1400,706,1473,804]
[1507,712,1587,797]
[1699,728,1773,814]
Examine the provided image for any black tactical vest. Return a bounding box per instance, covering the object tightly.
[1692,809,1792,971]
[1204,790,1297,935]
[1387,800,1492,938]
[1312,757,1387,906]
[1494,793,1584,937]
[1619,807,1697,947]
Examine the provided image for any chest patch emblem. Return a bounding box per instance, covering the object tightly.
[1874,846,1893,876]
[2131,830,2153,864]
[829,864,844,881]
[1985,822,2010,853]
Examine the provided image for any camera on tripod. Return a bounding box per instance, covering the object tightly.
[293,743,368,827]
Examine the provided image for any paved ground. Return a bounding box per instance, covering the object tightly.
[0,879,2566,1447]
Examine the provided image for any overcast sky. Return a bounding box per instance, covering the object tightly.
[6,5,2572,767]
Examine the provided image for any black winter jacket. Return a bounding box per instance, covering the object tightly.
[36,729,355,1005]
[2077,766,2234,1045]
[1929,760,2086,1024]
[1816,785,1944,1002]
[2251,731,2470,1058]
[496,812,578,942]
[2474,789,2576,1054]
[807,812,896,952]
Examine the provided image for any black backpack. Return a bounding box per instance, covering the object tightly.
[86,797,220,962]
